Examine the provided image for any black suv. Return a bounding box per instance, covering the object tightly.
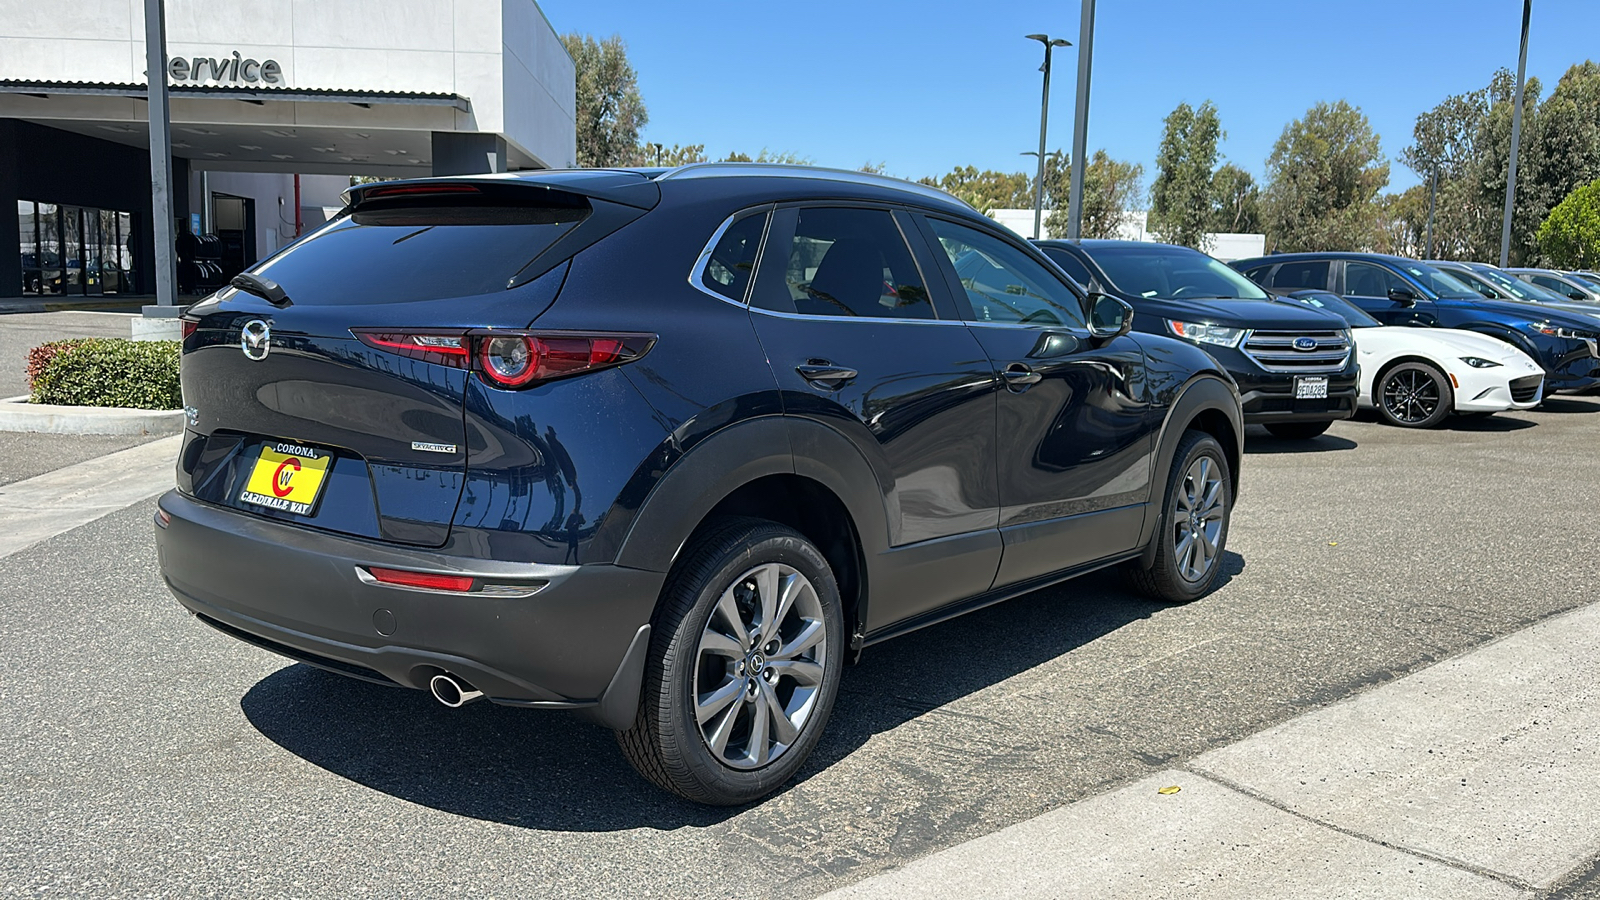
[1036,240,1358,440]
[157,166,1243,804]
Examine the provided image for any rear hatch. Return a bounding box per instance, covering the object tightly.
[178,173,658,547]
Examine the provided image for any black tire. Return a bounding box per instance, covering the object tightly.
[1375,361,1453,428]
[1265,420,1332,440]
[1125,430,1232,604]
[617,517,845,806]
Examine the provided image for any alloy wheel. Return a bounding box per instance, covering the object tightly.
[1381,369,1441,424]
[1171,456,1225,583]
[693,562,828,770]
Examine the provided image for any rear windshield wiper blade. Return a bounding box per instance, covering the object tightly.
[229,272,292,307]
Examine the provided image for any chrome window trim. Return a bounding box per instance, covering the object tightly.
[687,208,771,307]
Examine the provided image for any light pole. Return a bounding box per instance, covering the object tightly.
[1025,34,1070,241]
[1066,0,1096,240]
[1425,168,1438,258]
[1499,0,1532,268]
[143,0,178,317]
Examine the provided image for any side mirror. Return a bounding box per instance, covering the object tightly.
[1388,288,1418,306]
[1570,291,1588,301]
[1086,292,1133,340]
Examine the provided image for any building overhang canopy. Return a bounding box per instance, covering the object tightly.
[0,80,540,176]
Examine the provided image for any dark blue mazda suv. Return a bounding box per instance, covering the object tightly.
[157,165,1244,804]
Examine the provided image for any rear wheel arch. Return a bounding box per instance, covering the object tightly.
[613,417,886,653]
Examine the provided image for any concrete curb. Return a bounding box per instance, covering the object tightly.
[0,395,184,436]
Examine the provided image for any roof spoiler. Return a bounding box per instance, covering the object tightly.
[343,169,662,211]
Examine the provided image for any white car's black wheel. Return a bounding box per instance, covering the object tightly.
[618,517,843,805]
[1376,361,1453,428]
[1125,430,1232,604]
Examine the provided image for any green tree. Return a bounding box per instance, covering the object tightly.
[1045,150,1145,240]
[1373,185,1430,258]
[562,33,647,167]
[1208,163,1260,234]
[920,166,1033,213]
[1537,179,1600,267]
[719,149,814,165]
[1262,100,1390,252]
[636,143,706,166]
[1149,101,1223,248]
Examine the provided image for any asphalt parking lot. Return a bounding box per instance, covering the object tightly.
[3,399,1599,898]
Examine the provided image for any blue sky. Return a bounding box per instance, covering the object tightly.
[544,0,1600,197]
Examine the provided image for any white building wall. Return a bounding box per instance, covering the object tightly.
[0,0,574,167]
[988,208,1265,261]
[186,171,347,258]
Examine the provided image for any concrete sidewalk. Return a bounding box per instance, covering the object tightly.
[0,435,179,558]
[822,602,1600,899]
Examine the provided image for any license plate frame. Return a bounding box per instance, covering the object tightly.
[239,441,333,516]
[1295,376,1330,400]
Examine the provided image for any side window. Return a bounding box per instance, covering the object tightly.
[927,219,1087,328]
[1271,260,1329,290]
[1345,262,1410,298]
[698,211,766,303]
[752,207,934,319]
[1532,275,1569,294]
[1040,247,1093,288]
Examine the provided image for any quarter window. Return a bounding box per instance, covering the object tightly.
[699,211,766,303]
[754,207,934,320]
[928,219,1087,327]
[1344,262,1411,298]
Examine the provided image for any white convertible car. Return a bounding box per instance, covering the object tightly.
[1281,291,1545,428]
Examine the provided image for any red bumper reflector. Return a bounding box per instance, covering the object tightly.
[366,567,475,593]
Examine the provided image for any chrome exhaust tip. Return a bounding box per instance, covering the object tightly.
[429,673,484,708]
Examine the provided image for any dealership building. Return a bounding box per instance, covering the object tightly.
[1,0,576,299]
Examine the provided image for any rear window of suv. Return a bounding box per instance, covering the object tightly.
[248,188,590,305]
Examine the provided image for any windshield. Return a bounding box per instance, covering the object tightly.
[1086,244,1270,301]
[1567,272,1600,291]
[1280,291,1381,328]
[1400,263,1480,299]
[1466,265,1568,302]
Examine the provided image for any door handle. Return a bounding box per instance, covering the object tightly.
[1002,363,1042,388]
[796,361,858,385]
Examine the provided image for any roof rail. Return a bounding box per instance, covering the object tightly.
[656,162,974,212]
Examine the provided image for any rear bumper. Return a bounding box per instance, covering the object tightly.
[155,491,663,718]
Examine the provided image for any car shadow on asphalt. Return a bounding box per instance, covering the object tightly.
[1533,396,1600,414]
[1242,431,1359,454]
[238,552,1245,831]
[1441,415,1536,432]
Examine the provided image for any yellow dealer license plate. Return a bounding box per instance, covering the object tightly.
[239,442,333,515]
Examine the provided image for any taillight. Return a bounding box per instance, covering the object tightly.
[353,331,471,367]
[180,318,198,341]
[352,328,654,389]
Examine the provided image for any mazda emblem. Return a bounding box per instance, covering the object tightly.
[241,319,271,360]
[1292,336,1319,352]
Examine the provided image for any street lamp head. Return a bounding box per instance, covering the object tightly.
[1025,33,1048,42]
[1025,33,1073,47]
[1051,38,1072,47]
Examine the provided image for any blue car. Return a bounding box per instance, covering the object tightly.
[1231,252,1600,394]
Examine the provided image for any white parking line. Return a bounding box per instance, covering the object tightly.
[0,435,181,558]
[822,601,1600,899]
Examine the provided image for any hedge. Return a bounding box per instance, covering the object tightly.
[27,338,182,410]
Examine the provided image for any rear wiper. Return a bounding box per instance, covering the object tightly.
[229,272,292,307]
